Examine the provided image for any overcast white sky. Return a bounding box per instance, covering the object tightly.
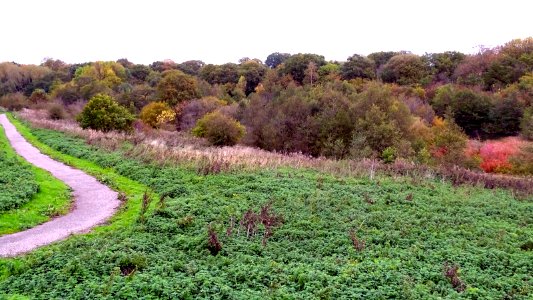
[1,0,531,65]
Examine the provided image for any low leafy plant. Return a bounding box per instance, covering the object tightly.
[0,132,38,212]
[443,262,466,292]
[207,225,222,255]
[138,191,152,224]
[349,229,365,252]
[1,120,531,299]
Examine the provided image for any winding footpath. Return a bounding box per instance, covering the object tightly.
[0,114,120,257]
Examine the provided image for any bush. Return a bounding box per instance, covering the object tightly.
[139,102,176,128]
[431,85,494,138]
[521,106,533,140]
[430,117,468,166]
[178,97,227,130]
[52,83,83,105]
[77,94,135,132]
[48,103,66,120]
[381,146,397,163]
[192,111,245,146]
[28,89,49,104]
[0,93,28,111]
[510,144,533,175]
[466,137,523,173]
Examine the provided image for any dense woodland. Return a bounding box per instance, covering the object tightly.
[1,37,533,174]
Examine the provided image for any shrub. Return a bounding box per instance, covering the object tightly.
[48,103,66,120]
[52,83,83,105]
[207,225,222,255]
[0,93,28,111]
[178,97,227,131]
[466,137,523,173]
[139,102,176,128]
[28,89,49,104]
[510,143,533,175]
[192,111,245,146]
[443,263,466,292]
[430,117,468,166]
[381,146,397,163]
[521,106,533,140]
[77,94,134,132]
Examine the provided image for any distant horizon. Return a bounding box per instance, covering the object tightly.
[2,37,526,66]
[1,0,532,65]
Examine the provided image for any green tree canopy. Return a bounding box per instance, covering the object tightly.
[177,60,205,76]
[265,52,291,69]
[157,70,199,105]
[431,85,494,137]
[200,63,239,85]
[341,54,376,80]
[239,60,267,95]
[381,54,428,85]
[424,51,466,83]
[279,53,326,84]
[77,94,134,132]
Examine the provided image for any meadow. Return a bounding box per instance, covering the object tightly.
[0,117,531,299]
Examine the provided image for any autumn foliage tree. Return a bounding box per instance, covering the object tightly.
[2,36,532,173]
[140,102,176,128]
[157,70,199,105]
[73,61,127,99]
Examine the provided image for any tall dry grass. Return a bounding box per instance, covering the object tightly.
[17,109,533,196]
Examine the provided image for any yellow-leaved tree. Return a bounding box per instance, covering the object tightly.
[140,102,176,128]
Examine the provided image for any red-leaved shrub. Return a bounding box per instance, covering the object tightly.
[466,137,524,173]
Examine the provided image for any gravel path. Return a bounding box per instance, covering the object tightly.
[0,114,120,257]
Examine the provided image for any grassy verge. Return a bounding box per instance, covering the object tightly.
[0,119,70,235]
[6,113,153,234]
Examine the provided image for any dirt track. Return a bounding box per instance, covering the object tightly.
[0,114,119,257]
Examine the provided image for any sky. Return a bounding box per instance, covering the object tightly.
[1,0,532,65]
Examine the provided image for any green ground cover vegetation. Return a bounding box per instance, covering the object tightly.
[0,118,71,234]
[0,116,531,299]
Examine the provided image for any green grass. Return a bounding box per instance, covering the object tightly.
[0,118,71,235]
[1,114,531,299]
[6,114,154,233]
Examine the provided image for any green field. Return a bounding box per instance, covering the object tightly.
[0,120,71,235]
[0,117,530,299]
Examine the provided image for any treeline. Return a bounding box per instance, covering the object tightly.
[1,38,532,172]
